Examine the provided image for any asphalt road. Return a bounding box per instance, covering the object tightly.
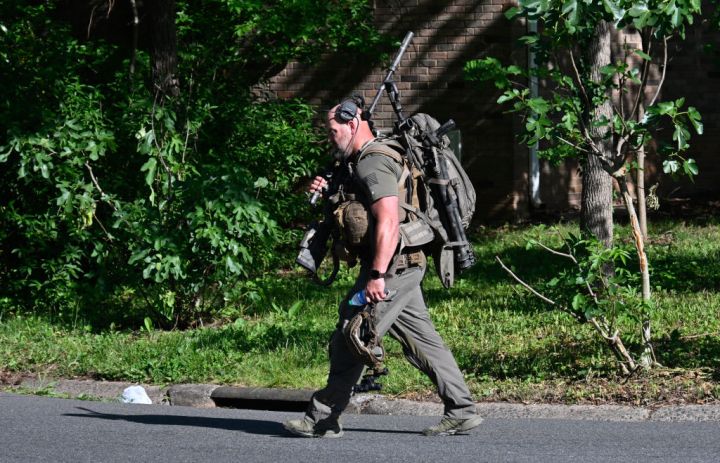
[2,392,720,462]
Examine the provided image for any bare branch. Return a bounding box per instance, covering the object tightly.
[92,211,111,237]
[496,256,557,305]
[648,36,669,109]
[85,162,115,211]
[496,256,586,323]
[619,36,627,118]
[558,233,600,303]
[629,28,653,121]
[579,124,604,157]
[681,332,720,340]
[589,316,637,373]
[87,6,97,39]
[508,80,530,90]
[129,0,139,78]
[612,104,629,133]
[557,136,591,154]
[533,240,577,262]
[85,161,135,230]
[569,49,590,107]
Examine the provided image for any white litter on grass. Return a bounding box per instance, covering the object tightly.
[120,385,152,404]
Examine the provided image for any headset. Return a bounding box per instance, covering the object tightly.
[334,94,366,123]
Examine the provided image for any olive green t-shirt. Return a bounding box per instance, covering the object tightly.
[354,150,402,202]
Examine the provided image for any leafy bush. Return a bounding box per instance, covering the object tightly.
[0,1,381,328]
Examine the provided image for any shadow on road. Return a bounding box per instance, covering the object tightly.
[65,406,422,437]
[65,406,288,436]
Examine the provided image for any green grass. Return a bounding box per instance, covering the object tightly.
[2,219,720,404]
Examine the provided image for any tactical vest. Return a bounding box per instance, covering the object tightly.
[331,139,433,268]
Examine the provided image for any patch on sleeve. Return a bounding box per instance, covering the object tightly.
[363,172,379,187]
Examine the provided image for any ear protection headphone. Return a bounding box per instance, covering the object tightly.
[334,94,365,123]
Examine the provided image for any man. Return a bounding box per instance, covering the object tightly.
[284,97,482,437]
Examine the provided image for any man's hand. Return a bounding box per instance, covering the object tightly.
[309,176,327,195]
[365,277,387,304]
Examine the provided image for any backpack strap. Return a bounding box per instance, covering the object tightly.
[356,139,442,253]
[357,139,414,206]
[357,139,405,165]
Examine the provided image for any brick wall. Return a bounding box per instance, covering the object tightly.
[267,1,720,222]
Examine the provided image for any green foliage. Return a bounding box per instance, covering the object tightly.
[466,0,707,371]
[466,1,703,173]
[526,230,642,326]
[644,98,702,178]
[506,0,700,38]
[0,1,383,327]
[216,0,382,62]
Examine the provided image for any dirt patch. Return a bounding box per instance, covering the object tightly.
[0,370,31,387]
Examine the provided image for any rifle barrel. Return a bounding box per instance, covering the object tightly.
[367,31,414,117]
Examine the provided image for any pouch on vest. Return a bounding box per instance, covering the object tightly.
[333,199,372,264]
[399,219,434,249]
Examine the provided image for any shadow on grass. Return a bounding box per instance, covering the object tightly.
[465,245,570,287]
[650,253,720,293]
[452,328,720,382]
[455,336,618,381]
[422,244,573,314]
[656,333,720,376]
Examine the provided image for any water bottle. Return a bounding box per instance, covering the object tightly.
[349,289,393,306]
[349,289,368,306]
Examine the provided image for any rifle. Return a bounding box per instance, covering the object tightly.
[366,31,415,121]
[419,120,477,272]
[367,31,477,274]
[296,161,347,286]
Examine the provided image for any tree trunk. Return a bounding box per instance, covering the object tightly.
[636,145,648,239]
[581,155,614,246]
[581,21,614,247]
[636,102,648,240]
[147,0,180,98]
[616,172,656,367]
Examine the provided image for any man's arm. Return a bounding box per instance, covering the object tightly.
[365,195,399,303]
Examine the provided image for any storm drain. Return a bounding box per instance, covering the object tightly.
[211,386,313,412]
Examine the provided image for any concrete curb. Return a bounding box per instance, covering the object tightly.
[6,377,720,422]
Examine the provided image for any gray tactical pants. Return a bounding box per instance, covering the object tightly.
[305,264,478,425]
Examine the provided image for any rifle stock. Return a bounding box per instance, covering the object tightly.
[296,220,339,286]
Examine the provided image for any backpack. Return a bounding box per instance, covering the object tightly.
[357,113,476,288]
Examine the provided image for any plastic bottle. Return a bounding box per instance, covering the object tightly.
[349,289,368,306]
[349,289,393,306]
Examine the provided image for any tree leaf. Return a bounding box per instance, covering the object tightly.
[633,49,652,61]
[602,0,626,23]
[226,255,241,274]
[288,300,302,317]
[683,158,699,176]
[140,158,157,186]
[505,6,521,19]
[571,293,586,311]
[600,64,618,76]
[687,106,703,134]
[673,124,690,149]
[254,177,269,188]
[527,97,550,114]
[497,91,516,104]
[663,159,679,174]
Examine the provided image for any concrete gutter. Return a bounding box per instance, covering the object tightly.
[5,377,720,422]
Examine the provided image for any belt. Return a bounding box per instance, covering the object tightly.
[394,250,425,271]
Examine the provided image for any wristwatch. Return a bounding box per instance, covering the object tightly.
[370,269,389,280]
